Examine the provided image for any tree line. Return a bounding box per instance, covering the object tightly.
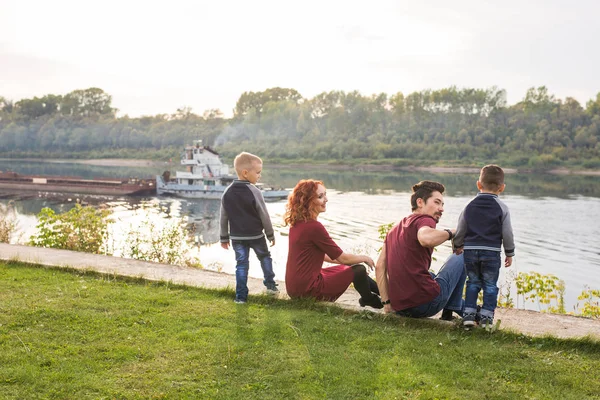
[1,86,599,169]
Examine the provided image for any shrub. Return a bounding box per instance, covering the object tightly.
[0,202,17,243]
[29,204,112,254]
[577,287,600,318]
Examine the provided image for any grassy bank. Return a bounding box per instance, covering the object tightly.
[1,262,599,399]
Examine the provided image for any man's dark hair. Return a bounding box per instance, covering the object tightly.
[410,181,445,211]
[480,164,504,191]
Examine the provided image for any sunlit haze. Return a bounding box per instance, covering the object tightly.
[1,0,599,117]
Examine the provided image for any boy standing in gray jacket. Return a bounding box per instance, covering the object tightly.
[220,152,278,304]
[453,165,515,328]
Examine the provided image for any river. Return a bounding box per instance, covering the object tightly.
[1,159,599,312]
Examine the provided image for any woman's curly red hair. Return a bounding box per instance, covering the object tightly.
[283,179,324,227]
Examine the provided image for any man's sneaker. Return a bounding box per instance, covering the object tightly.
[479,316,494,329]
[359,293,383,309]
[266,283,279,295]
[440,309,456,321]
[462,312,477,328]
[234,299,247,304]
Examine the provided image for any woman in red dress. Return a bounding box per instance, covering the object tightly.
[284,179,382,308]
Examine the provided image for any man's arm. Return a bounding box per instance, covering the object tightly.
[417,226,453,248]
[375,243,393,313]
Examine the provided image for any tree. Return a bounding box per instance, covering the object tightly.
[61,88,115,117]
[202,109,224,120]
[234,87,302,117]
[389,92,405,115]
[586,92,600,116]
[0,96,14,114]
[521,86,557,116]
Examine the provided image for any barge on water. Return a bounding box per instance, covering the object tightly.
[156,141,289,202]
[0,171,156,196]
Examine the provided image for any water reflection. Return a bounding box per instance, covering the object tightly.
[169,198,222,244]
[262,168,600,199]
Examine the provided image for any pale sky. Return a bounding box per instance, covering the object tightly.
[1,0,599,117]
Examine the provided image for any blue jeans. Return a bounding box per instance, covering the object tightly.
[464,250,501,318]
[232,237,275,301]
[397,253,466,318]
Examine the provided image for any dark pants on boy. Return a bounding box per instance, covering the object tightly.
[464,250,501,320]
[232,237,276,302]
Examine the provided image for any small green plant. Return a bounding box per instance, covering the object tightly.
[577,287,600,318]
[377,222,394,252]
[121,218,199,266]
[377,222,394,241]
[0,202,17,243]
[497,269,516,308]
[515,271,565,312]
[29,204,113,254]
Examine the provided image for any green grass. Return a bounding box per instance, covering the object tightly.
[1,262,599,399]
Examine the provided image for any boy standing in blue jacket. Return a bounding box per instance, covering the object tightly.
[453,165,515,328]
[220,152,278,304]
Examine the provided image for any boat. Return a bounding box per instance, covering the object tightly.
[0,171,155,196]
[156,141,289,201]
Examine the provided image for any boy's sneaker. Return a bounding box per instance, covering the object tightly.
[266,283,279,295]
[479,316,494,329]
[462,312,477,328]
[234,298,247,304]
[359,293,384,309]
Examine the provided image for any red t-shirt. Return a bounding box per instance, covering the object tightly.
[285,220,354,301]
[385,213,441,310]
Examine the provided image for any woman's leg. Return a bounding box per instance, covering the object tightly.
[351,264,383,309]
[368,275,380,295]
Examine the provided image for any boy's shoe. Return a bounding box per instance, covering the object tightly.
[266,283,279,295]
[359,293,384,309]
[234,298,247,304]
[479,316,494,329]
[462,312,477,328]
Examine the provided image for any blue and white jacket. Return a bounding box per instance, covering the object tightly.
[453,193,515,257]
[219,180,274,243]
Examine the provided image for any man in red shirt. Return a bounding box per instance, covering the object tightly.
[375,180,466,319]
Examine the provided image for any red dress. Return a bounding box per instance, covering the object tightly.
[285,220,354,301]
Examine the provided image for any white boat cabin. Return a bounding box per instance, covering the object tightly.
[175,141,232,185]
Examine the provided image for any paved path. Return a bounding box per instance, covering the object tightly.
[1,243,599,340]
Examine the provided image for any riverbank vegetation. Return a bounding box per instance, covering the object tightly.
[1,86,600,170]
[1,261,599,399]
[25,203,200,267]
